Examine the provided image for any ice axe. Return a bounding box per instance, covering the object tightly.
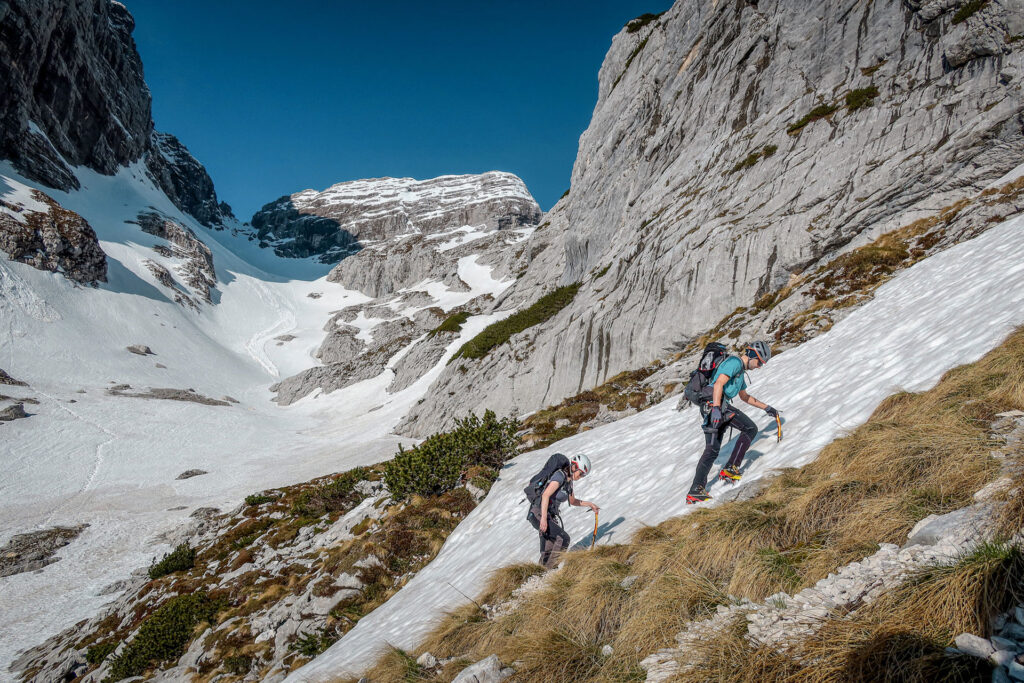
[590,510,599,550]
[775,414,783,443]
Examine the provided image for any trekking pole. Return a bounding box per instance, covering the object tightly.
[775,414,783,442]
[590,511,599,550]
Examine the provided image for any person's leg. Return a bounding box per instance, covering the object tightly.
[689,426,723,493]
[544,515,571,568]
[528,504,549,565]
[725,409,758,469]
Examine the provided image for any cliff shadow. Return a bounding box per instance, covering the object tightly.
[248,197,363,275]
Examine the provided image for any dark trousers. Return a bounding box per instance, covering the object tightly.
[527,503,570,569]
[688,405,758,493]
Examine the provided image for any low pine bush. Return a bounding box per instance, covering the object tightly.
[85,640,117,666]
[452,283,580,361]
[846,85,880,111]
[428,311,470,338]
[384,411,520,499]
[106,592,220,680]
[147,543,195,580]
[291,467,368,518]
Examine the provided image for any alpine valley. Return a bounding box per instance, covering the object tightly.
[3,1,1024,682]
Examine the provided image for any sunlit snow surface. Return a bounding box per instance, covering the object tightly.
[0,162,515,674]
[289,214,1024,681]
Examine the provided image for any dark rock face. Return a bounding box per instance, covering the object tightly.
[0,0,149,191]
[145,132,236,228]
[0,186,107,284]
[0,0,232,227]
[251,172,541,263]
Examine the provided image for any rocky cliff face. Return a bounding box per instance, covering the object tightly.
[250,172,541,263]
[398,0,1024,436]
[0,0,232,227]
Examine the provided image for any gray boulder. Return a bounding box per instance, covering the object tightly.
[451,655,509,683]
[0,402,28,422]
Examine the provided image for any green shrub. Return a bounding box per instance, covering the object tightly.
[147,543,195,580]
[86,640,117,666]
[106,592,220,681]
[224,654,252,675]
[729,144,778,174]
[559,188,570,200]
[244,493,274,505]
[384,410,520,499]
[846,85,880,111]
[452,283,580,361]
[787,103,839,134]
[625,11,664,33]
[292,467,369,518]
[290,628,338,657]
[429,311,470,338]
[953,0,988,24]
[593,263,612,279]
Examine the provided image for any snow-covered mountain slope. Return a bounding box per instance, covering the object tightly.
[0,159,522,673]
[288,213,1024,681]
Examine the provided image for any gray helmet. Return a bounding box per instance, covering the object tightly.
[570,453,592,476]
[747,340,772,364]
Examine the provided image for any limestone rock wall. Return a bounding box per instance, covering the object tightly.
[399,0,1024,436]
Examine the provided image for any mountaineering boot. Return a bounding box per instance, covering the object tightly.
[686,487,712,505]
[719,465,741,482]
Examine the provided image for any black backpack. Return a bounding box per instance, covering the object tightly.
[682,342,729,406]
[524,453,571,503]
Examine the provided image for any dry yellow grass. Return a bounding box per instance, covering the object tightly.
[353,328,1024,683]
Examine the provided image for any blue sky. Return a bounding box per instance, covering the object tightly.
[124,1,673,220]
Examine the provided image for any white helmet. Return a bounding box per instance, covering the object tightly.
[570,453,592,476]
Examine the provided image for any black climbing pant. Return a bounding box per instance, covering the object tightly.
[527,503,570,569]
[688,405,758,493]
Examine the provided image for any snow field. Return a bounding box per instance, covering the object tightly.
[0,161,517,675]
[288,214,1024,681]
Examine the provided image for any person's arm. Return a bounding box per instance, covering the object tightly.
[739,390,778,416]
[568,492,599,513]
[739,390,766,409]
[712,373,729,407]
[539,480,560,533]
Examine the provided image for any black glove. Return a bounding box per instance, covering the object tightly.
[710,406,723,428]
[764,405,778,418]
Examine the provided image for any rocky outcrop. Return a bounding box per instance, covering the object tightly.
[0,367,28,386]
[0,402,28,422]
[133,211,217,303]
[0,183,107,284]
[399,0,1024,436]
[106,385,232,406]
[273,307,448,406]
[0,0,232,226]
[0,525,89,578]
[251,172,540,263]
